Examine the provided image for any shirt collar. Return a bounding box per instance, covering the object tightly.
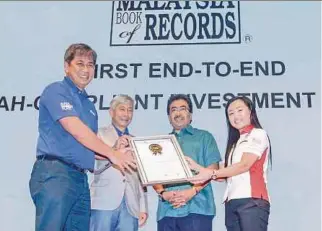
[63,76,88,97]
[171,124,194,136]
[113,123,129,137]
[239,124,255,135]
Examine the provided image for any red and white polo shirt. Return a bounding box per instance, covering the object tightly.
[223,126,270,202]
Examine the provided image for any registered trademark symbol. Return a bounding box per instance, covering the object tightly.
[243,34,253,43]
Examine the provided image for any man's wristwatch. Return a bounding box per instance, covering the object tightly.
[158,190,166,202]
[192,186,199,195]
[211,169,218,180]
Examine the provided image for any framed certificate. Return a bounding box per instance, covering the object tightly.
[129,134,193,186]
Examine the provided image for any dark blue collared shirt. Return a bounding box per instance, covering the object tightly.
[36,77,98,170]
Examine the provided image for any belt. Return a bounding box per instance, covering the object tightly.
[37,155,93,173]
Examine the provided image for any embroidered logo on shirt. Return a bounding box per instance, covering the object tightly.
[251,137,262,145]
[60,102,73,111]
[89,110,96,116]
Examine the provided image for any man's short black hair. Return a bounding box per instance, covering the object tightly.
[167,94,193,115]
[64,43,97,64]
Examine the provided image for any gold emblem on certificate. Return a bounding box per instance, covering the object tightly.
[149,144,162,155]
[129,135,193,186]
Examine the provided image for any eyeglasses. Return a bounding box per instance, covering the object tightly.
[170,106,189,113]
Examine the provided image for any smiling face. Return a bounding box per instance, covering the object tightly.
[109,102,134,131]
[227,99,252,131]
[168,99,192,131]
[64,55,95,89]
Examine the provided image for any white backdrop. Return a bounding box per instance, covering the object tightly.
[0,1,320,231]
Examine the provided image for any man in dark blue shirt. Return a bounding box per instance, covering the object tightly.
[29,43,136,231]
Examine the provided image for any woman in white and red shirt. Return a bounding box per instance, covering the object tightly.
[187,96,271,231]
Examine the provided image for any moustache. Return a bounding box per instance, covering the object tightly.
[174,115,183,120]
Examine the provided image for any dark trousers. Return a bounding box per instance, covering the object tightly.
[29,159,90,231]
[225,198,270,231]
[158,213,214,231]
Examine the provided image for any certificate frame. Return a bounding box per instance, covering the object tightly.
[129,134,193,186]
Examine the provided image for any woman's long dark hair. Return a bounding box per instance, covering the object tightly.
[224,96,272,168]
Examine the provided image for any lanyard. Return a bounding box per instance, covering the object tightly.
[229,132,251,165]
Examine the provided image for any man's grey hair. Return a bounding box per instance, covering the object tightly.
[110,94,134,110]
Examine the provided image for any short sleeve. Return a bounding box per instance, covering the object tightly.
[243,129,269,157]
[40,83,79,121]
[203,131,222,166]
